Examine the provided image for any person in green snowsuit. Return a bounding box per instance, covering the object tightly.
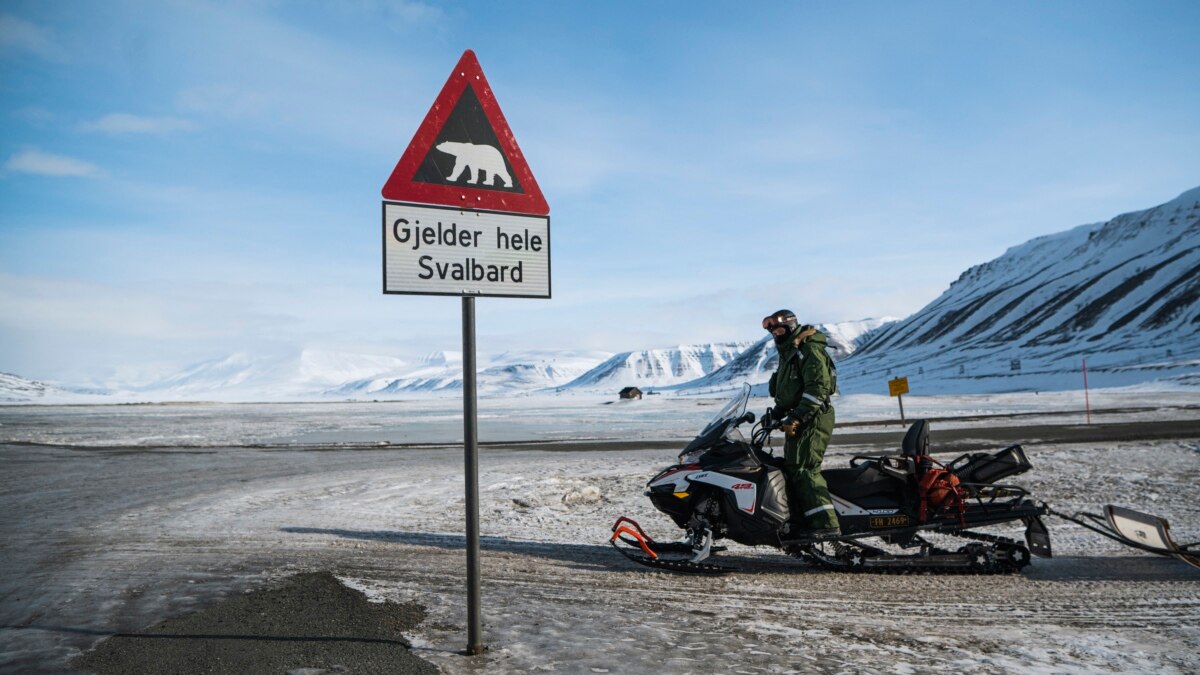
[763,309,840,536]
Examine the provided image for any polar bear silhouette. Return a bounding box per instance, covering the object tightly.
[435,141,513,187]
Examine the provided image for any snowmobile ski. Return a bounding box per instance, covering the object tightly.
[610,517,732,574]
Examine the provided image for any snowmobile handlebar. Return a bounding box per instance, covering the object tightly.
[751,413,780,450]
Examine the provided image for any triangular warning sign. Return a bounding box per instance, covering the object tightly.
[381,50,549,216]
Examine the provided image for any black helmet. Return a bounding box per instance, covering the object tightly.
[762,309,798,344]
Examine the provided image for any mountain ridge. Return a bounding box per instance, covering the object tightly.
[840,186,1200,394]
[4,188,1197,402]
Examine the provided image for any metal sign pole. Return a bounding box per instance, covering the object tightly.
[897,393,905,424]
[461,296,484,655]
[382,51,550,659]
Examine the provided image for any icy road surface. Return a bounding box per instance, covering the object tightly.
[1,393,1198,673]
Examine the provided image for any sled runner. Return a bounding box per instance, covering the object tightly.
[1051,505,1200,569]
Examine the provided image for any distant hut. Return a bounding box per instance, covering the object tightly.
[619,386,643,400]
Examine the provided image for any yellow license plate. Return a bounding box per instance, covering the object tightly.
[869,515,911,528]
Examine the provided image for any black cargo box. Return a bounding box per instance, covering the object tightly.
[949,444,1032,484]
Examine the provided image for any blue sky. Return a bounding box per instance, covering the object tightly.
[2,1,1199,384]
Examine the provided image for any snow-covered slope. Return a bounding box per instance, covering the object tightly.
[137,350,412,401]
[1,372,65,402]
[840,187,1200,394]
[560,343,756,392]
[330,349,611,397]
[823,318,898,351]
[479,350,614,393]
[0,372,115,403]
[329,351,461,397]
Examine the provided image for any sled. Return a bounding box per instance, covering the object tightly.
[1051,505,1200,569]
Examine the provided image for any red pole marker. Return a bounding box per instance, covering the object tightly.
[1083,358,1091,425]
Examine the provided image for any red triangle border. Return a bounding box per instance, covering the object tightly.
[381,50,549,216]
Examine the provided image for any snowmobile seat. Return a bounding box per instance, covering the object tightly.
[823,463,903,505]
[901,419,930,457]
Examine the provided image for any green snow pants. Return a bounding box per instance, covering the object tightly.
[784,406,839,531]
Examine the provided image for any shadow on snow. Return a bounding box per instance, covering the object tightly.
[280,527,1198,580]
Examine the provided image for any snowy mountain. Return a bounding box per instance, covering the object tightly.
[135,350,412,401]
[671,318,898,394]
[133,348,612,400]
[0,372,67,402]
[327,349,612,398]
[6,190,1196,403]
[839,187,1200,394]
[558,342,759,392]
[479,350,614,393]
[823,317,899,350]
[0,372,117,403]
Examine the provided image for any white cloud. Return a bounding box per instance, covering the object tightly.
[4,148,101,177]
[0,14,67,61]
[78,113,199,135]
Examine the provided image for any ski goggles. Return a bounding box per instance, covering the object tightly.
[762,312,796,332]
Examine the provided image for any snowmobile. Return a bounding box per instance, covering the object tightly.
[611,384,1199,574]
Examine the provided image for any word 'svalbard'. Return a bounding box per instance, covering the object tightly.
[383,202,550,298]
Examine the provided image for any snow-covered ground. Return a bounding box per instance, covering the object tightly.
[1,389,1198,673]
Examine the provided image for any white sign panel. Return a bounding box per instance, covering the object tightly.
[383,201,550,298]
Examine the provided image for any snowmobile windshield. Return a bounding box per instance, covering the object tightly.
[679,383,751,458]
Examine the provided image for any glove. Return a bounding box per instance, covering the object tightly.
[781,410,816,437]
[781,418,801,437]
